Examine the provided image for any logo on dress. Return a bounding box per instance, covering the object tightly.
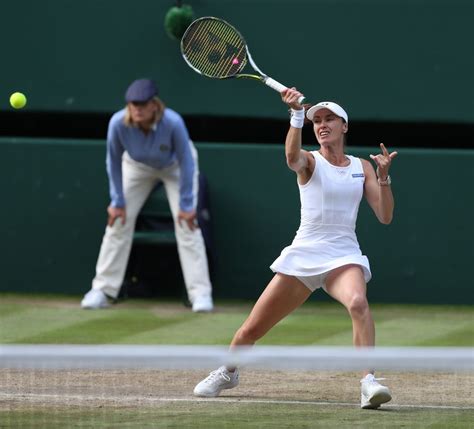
[352,173,365,178]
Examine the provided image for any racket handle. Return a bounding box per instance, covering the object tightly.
[263,77,306,104]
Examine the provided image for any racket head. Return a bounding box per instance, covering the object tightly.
[181,17,248,79]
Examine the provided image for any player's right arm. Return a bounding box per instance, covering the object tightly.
[282,88,314,183]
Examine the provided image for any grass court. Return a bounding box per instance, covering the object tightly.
[1,294,472,428]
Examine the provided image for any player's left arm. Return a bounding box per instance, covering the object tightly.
[362,143,398,224]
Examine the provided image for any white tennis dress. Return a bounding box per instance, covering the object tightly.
[270,150,371,282]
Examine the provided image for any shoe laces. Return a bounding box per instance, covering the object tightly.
[204,368,230,384]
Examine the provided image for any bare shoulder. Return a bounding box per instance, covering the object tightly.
[359,158,375,174]
[296,150,316,184]
[304,150,316,174]
[305,149,316,164]
[359,157,378,186]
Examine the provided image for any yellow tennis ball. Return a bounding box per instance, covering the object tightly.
[10,92,27,109]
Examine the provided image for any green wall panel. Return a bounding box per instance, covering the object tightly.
[0,137,472,304]
[0,0,472,122]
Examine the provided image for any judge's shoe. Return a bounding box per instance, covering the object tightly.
[360,374,392,409]
[192,295,214,313]
[193,366,239,397]
[81,289,109,309]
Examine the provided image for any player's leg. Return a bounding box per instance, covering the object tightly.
[194,274,312,397]
[324,264,391,409]
[230,273,312,347]
[84,155,158,306]
[324,264,374,347]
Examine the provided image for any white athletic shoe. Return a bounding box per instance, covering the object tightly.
[192,295,214,313]
[81,289,109,309]
[360,374,392,409]
[193,366,239,397]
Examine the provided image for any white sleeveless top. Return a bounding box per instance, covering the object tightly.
[270,150,371,282]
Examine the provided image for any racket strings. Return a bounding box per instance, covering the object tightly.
[182,18,247,78]
[185,20,244,77]
[188,20,243,76]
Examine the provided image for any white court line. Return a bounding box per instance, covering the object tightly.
[1,392,472,411]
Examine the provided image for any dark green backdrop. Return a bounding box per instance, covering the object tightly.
[0,0,473,122]
[0,137,472,304]
[0,0,472,304]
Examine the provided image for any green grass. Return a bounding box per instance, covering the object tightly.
[0,294,472,346]
[1,294,473,428]
[1,403,473,429]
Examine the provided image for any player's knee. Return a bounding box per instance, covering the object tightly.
[347,294,369,318]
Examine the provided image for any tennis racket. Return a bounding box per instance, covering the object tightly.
[180,16,305,104]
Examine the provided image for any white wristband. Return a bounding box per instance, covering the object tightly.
[290,108,304,128]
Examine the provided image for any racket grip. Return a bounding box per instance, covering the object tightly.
[264,77,306,104]
[264,77,287,93]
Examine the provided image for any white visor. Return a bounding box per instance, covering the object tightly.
[305,101,348,123]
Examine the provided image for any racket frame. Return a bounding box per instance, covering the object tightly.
[181,17,305,104]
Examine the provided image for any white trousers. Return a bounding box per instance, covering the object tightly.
[91,144,212,303]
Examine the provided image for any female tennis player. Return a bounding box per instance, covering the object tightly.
[194,87,397,409]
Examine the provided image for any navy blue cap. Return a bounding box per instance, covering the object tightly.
[125,79,158,103]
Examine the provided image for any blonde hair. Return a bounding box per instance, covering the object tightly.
[123,97,165,127]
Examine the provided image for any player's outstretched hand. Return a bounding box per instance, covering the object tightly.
[370,143,398,180]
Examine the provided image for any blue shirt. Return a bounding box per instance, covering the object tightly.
[106,107,195,211]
